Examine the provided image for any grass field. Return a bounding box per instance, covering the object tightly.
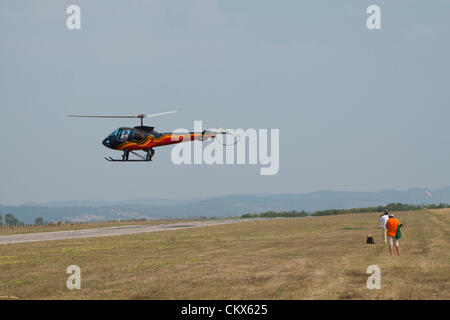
[0,209,448,299]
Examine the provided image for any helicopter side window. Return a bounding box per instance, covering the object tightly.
[130,130,145,141]
[151,130,163,138]
[118,129,131,142]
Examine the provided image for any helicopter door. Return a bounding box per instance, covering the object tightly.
[118,129,131,142]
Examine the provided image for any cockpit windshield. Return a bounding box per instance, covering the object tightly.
[108,129,120,140]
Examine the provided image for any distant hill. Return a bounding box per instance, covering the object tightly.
[1,186,449,223]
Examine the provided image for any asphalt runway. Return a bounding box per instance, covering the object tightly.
[0,218,264,245]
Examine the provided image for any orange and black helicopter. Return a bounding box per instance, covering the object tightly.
[68,111,237,162]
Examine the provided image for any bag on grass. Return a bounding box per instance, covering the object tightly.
[366,234,375,244]
[396,224,403,239]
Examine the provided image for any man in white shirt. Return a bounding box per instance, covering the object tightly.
[378,209,389,244]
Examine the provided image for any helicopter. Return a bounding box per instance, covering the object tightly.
[68,111,237,162]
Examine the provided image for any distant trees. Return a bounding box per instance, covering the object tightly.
[0,214,49,227]
[311,202,450,217]
[35,217,44,226]
[240,202,450,219]
[242,210,307,218]
[2,213,21,226]
[423,203,450,209]
[5,213,16,225]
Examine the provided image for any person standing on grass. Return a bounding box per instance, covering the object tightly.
[385,214,401,256]
[379,209,389,244]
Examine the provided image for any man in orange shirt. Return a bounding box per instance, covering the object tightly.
[385,214,401,256]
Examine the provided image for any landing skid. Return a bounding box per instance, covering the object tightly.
[105,148,155,162]
[105,157,151,162]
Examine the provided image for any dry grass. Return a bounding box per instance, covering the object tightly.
[0,209,448,299]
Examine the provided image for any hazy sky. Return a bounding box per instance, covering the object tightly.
[1,0,449,205]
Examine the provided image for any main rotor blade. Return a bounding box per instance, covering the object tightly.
[67,115,138,118]
[68,110,179,119]
[140,110,179,118]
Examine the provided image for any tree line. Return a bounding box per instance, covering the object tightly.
[240,203,450,218]
[241,210,308,218]
[0,213,46,226]
[311,202,450,216]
